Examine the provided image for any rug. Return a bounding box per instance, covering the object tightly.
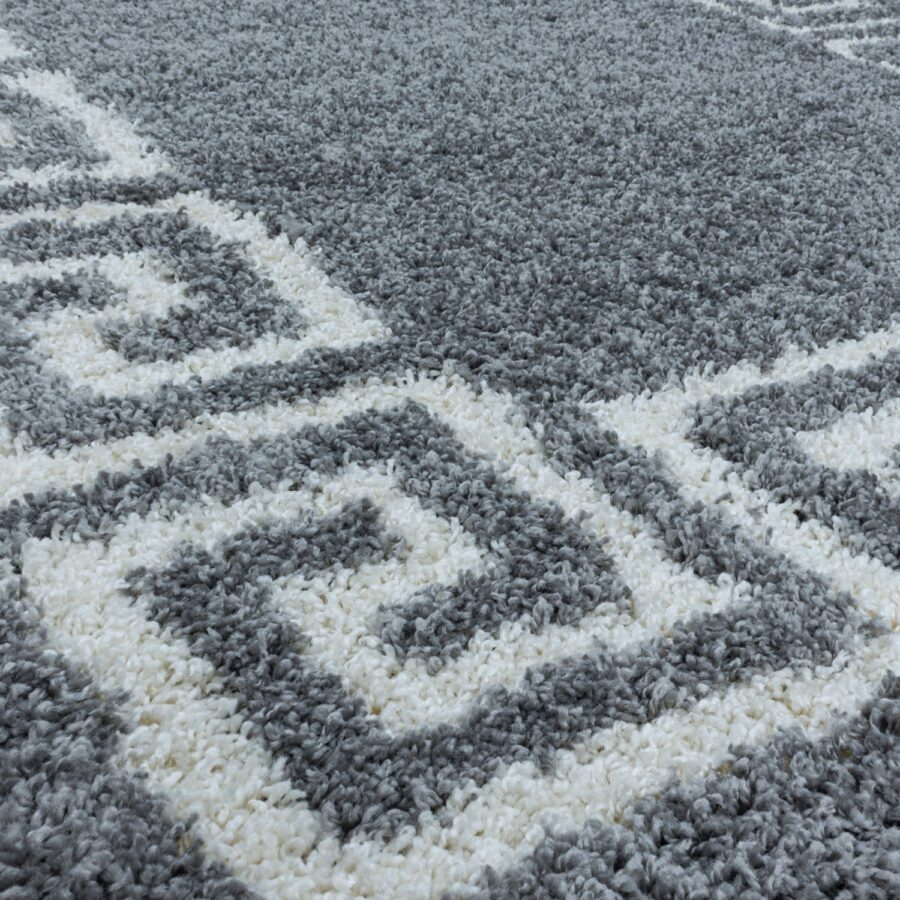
[1,2,899,897]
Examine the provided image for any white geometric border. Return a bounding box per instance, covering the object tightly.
[588,321,900,633]
[3,25,899,899]
[0,67,170,189]
[3,192,388,399]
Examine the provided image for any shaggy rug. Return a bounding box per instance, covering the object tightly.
[1,2,899,897]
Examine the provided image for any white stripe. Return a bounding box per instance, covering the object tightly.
[169,192,381,335]
[797,396,900,477]
[688,0,796,32]
[782,0,864,12]
[91,251,197,321]
[0,371,725,634]
[688,0,900,49]
[0,29,29,63]
[0,381,379,498]
[2,192,384,341]
[23,535,325,899]
[443,631,898,898]
[31,301,381,397]
[399,377,737,636]
[296,568,741,733]
[4,250,195,322]
[1,159,82,191]
[271,463,745,733]
[811,17,900,34]
[825,34,900,72]
[0,197,162,232]
[0,68,169,188]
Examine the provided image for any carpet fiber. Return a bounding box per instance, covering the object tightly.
[1,2,899,897]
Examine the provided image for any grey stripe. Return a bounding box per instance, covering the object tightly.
[542,405,772,583]
[0,578,256,899]
[372,406,627,658]
[693,352,900,569]
[778,0,900,29]
[0,311,87,453]
[126,500,397,835]
[377,558,624,663]
[0,327,398,452]
[471,674,900,899]
[694,351,900,445]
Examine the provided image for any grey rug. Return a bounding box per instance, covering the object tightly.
[1,2,899,897]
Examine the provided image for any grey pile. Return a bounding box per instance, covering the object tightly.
[1,1,899,897]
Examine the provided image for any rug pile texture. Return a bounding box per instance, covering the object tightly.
[1,1,899,897]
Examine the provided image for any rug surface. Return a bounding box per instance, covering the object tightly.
[1,1,899,897]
